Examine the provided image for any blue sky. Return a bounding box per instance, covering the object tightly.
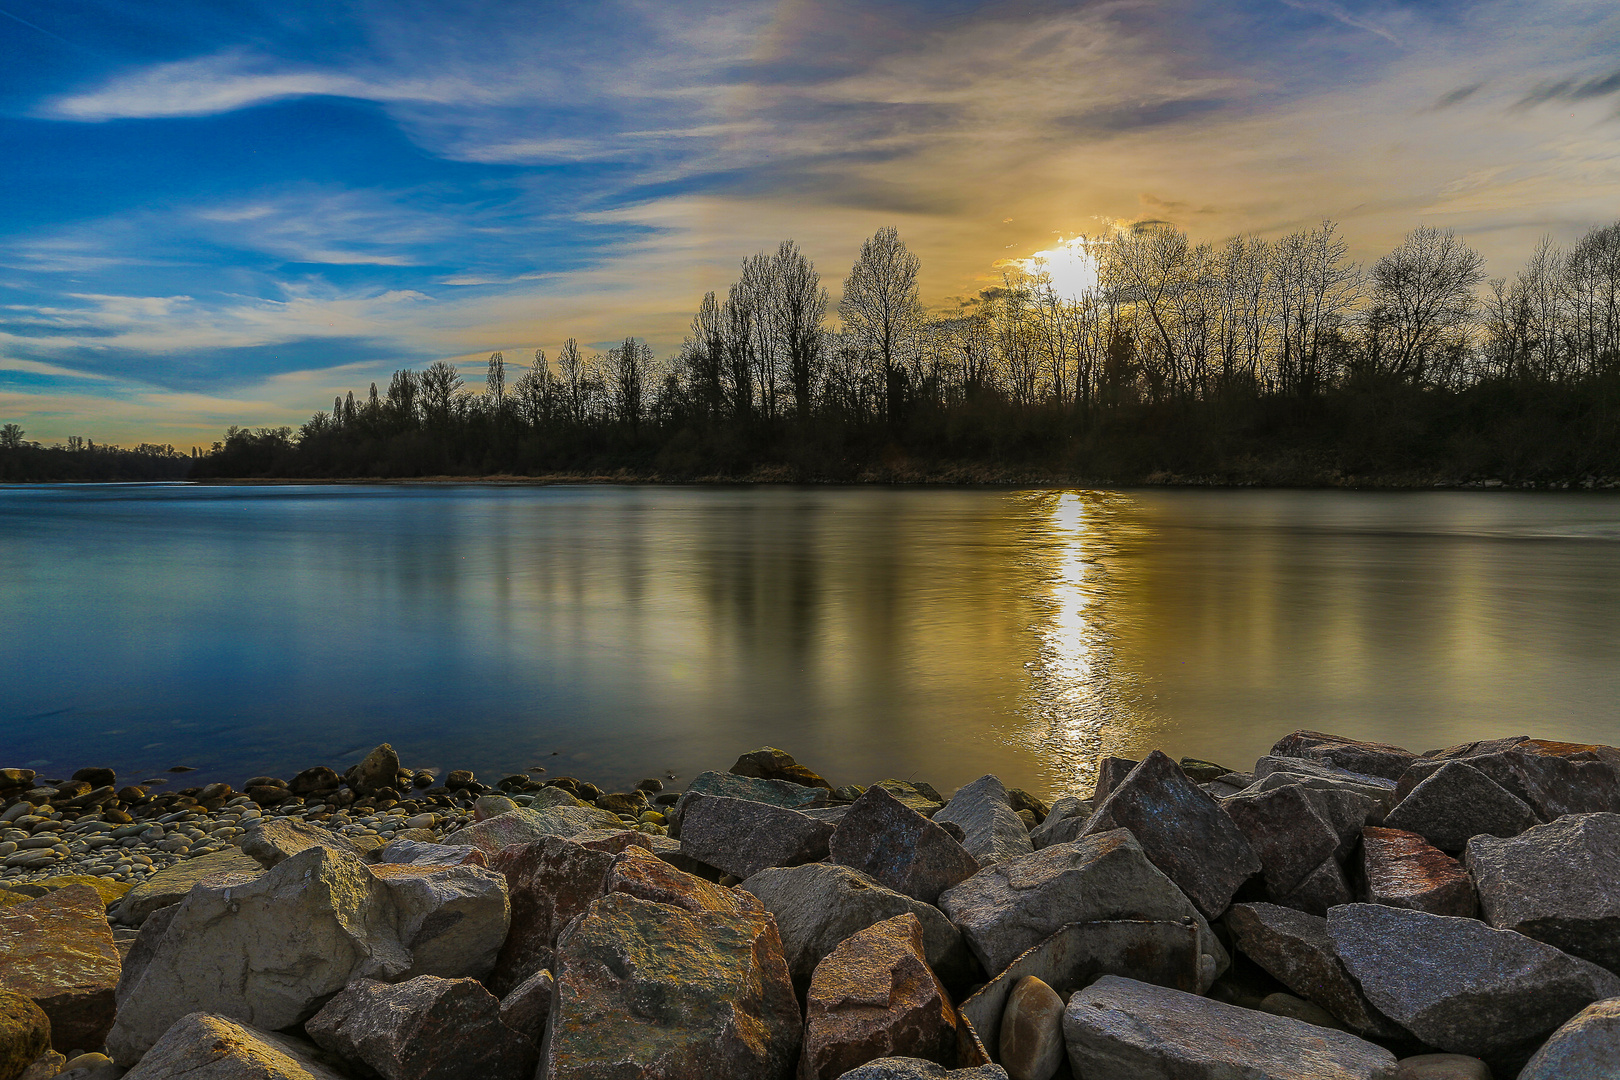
[2,0,1618,444]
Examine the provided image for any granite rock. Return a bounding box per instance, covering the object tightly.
[1270,731,1418,781]
[349,744,402,798]
[366,862,510,981]
[487,835,618,996]
[0,886,121,1053]
[1517,996,1620,1080]
[1382,762,1540,853]
[1026,798,1088,851]
[113,851,263,927]
[497,968,553,1046]
[677,795,836,880]
[239,819,363,870]
[0,992,51,1080]
[934,776,1033,868]
[1359,828,1478,918]
[307,976,536,1080]
[831,786,980,905]
[834,1061,1007,1080]
[442,806,625,856]
[119,1013,348,1080]
[729,747,832,789]
[603,844,763,916]
[668,772,830,835]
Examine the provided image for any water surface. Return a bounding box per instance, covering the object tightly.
[3,484,1617,799]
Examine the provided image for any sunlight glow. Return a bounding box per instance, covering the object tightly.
[1018,236,1104,303]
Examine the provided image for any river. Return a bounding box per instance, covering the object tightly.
[2,484,1617,799]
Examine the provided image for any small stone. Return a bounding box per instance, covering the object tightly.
[70,769,116,789]
[445,770,476,791]
[830,786,979,905]
[16,1051,63,1080]
[287,767,340,796]
[728,747,832,789]
[473,796,517,821]
[800,914,957,1080]
[998,977,1063,1080]
[1393,1054,1492,1079]
[349,746,402,798]
[1258,992,1344,1030]
[239,819,362,869]
[1360,828,1478,918]
[1517,995,1620,1079]
[306,976,536,1080]
[1270,731,1418,781]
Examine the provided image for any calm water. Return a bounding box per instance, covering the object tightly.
[2,484,1618,800]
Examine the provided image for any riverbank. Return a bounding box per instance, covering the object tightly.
[4,731,1620,1079]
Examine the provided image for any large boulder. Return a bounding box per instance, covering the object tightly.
[800,914,958,1080]
[349,744,402,797]
[1269,731,1418,781]
[367,863,510,981]
[541,893,801,1080]
[996,976,1063,1080]
[306,977,536,1080]
[667,772,829,835]
[487,835,619,996]
[729,747,832,789]
[1382,762,1540,852]
[1077,751,1260,920]
[107,845,504,1064]
[113,851,262,926]
[1328,903,1620,1070]
[1464,812,1620,974]
[603,845,762,916]
[936,830,1227,986]
[119,1013,349,1080]
[0,886,121,1053]
[443,806,624,856]
[738,864,971,989]
[1222,785,1352,901]
[1062,975,1398,1079]
[676,796,835,880]
[1027,798,1088,851]
[0,991,51,1080]
[872,781,946,819]
[1225,903,1402,1039]
[835,1061,1008,1080]
[1359,828,1477,918]
[831,786,980,905]
[1249,758,1399,820]
[934,776,1033,868]
[1517,996,1620,1080]
[239,819,363,869]
[1403,741,1620,819]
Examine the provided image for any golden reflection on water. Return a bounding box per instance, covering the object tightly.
[1010,491,1163,797]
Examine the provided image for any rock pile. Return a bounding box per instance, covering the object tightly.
[3,732,1620,1080]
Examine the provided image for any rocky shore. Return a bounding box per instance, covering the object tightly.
[3,732,1620,1080]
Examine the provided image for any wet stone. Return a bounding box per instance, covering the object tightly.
[830,786,979,905]
[1360,827,1477,918]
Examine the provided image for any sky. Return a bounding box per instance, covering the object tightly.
[1,0,1618,446]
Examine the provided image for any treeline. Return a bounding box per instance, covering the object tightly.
[193,221,1620,485]
[0,426,196,482]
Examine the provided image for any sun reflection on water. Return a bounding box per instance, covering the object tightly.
[1013,490,1162,798]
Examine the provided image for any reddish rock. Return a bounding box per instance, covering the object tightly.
[307,976,537,1080]
[1360,828,1478,918]
[800,914,958,1080]
[0,991,51,1080]
[488,835,618,996]
[730,747,833,790]
[1091,758,1138,803]
[0,886,120,1052]
[603,845,763,916]
[830,786,980,905]
[497,968,553,1046]
[543,893,801,1080]
[1079,751,1261,920]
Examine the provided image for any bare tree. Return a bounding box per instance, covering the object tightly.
[1563,222,1620,375]
[1366,225,1485,382]
[840,226,925,423]
[419,360,463,425]
[511,349,556,426]
[557,338,589,424]
[684,291,727,420]
[722,281,756,422]
[607,336,654,430]
[1271,222,1361,396]
[0,423,23,449]
[486,351,506,407]
[771,240,828,422]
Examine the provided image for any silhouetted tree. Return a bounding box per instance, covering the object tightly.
[841,226,925,424]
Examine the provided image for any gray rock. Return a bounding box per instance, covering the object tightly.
[474,795,518,821]
[350,744,401,798]
[1359,827,1478,918]
[441,806,624,856]
[1328,903,1620,1069]
[1269,731,1418,781]
[1517,996,1620,1079]
[676,795,835,880]
[667,771,829,835]
[1382,762,1540,853]
[1225,902,1403,1039]
[120,1013,348,1080]
[1063,975,1399,1080]
[957,919,1206,1056]
[306,977,536,1080]
[737,863,972,987]
[1078,751,1261,919]
[526,786,592,810]
[107,845,508,1064]
[830,786,980,905]
[937,829,1227,985]
[1027,798,1088,850]
[497,968,553,1046]
[1391,1054,1491,1080]
[1222,784,1349,899]
[377,839,488,867]
[368,863,510,981]
[113,850,262,926]
[1250,757,1400,816]
[239,819,363,869]
[1402,744,1620,819]
[1091,757,1138,802]
[934,776,1033,867]
[1465,812,1620,974]
[487,835,619,996]
[1273,853,1353,916]
[834,1060,1008,1080]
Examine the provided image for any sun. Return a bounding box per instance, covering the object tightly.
[1018,236,1103,302]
